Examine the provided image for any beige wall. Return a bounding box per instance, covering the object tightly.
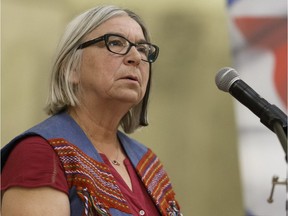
[1,0,244,215]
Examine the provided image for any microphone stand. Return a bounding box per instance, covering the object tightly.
[272,120,287,159]
[267,175,288,210]
[259,104,287,160]
[261,108,287,210]
[266,120,287,210]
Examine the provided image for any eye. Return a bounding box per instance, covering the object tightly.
[136,44,149,55]
[107,38,126,47]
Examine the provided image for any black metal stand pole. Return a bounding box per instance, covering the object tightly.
[272,120,287,161]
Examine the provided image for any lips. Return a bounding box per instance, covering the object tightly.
[121,74,139,82]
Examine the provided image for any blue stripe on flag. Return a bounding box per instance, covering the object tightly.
[227,0,239,6]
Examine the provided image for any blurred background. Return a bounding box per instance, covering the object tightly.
[3,0,277,215]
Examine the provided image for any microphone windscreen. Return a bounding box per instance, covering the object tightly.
[215,67,240,92]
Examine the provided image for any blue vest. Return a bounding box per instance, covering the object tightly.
[1,112,182,216]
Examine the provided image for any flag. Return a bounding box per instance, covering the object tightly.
[226,0,287,215]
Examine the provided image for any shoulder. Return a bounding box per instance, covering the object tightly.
[1,135,69,194]
[117,131,162,167]
[117,131,148,152]
[6,136,56,165]
[2,135,57,179]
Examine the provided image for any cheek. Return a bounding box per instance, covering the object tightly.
[80,52,105,80]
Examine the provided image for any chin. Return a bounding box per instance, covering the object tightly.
[116,89,143,101]
[117,94,143,105]
[121,96,141,104]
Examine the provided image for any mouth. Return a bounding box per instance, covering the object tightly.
[121,75,139,82]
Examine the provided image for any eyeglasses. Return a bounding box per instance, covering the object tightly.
[77,33,159,63]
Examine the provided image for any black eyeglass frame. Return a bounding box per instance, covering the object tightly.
[77,33,159,63]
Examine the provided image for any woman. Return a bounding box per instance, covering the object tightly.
[1,5,182,216]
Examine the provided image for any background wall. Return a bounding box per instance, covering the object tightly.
[1,0,244,215]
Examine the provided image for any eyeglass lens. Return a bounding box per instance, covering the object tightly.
[105,35,156,62]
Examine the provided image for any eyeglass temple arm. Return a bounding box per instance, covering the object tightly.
[77,37,104,50]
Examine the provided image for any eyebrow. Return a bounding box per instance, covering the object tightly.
[107,32,147,43]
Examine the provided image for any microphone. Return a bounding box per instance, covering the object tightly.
[215,67,287,135]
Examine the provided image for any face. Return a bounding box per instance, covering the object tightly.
[75,15,150,108]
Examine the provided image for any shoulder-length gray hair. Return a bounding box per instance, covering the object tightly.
[45,5,154,134]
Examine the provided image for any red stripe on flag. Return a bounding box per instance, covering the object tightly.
[274,44,287,108]
[234,17,287,107]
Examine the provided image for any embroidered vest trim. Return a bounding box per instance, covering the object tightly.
[50,138,131,215]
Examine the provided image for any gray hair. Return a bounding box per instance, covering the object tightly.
[45,5,153,133]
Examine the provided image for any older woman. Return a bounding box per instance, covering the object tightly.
[1,5,182,216]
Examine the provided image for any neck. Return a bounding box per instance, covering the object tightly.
[69,106,119,145]
[68,107,126,165]
[75,95,133,131]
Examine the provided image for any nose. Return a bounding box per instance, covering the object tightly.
[124,46,141,66]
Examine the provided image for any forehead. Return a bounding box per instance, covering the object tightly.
[88,15,145,40]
